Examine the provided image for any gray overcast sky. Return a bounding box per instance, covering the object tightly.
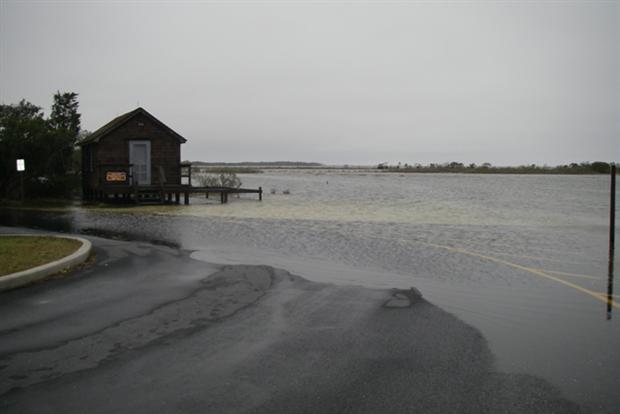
[1,1,618,166]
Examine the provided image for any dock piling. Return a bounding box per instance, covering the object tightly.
[607,164,616,320]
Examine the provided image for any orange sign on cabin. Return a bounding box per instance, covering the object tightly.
[106,171,127,182]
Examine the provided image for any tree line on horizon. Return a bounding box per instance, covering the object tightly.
[376,161,615,174]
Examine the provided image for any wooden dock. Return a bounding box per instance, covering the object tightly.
[82,160,262,205]
[85,185,262,205]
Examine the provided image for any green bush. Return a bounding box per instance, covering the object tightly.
[25,174,81,198]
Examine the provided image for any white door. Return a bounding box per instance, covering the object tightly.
[129,141,151,185]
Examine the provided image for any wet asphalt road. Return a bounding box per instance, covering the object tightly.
[0,228,580,413]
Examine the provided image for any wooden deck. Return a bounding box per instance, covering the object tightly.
[83,161,262,205]
[85,185,262,205]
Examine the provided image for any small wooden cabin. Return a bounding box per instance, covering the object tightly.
[80,107,188,202]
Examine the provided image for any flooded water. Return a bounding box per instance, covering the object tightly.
[2,170,619,413]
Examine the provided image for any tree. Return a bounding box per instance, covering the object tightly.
[49,92,80,137]
[0,100,50,198]
[48,92,81,174]
[0,93,82,199]
[590,161,610,174]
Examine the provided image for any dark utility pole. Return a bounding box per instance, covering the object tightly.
[20,172,24,203]
[608,164,616,320]
[16,159,25,203]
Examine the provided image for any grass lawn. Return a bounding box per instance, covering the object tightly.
[0,236,82,277]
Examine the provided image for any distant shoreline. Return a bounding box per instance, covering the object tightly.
[375,167,614,175]
[190,163,616,175]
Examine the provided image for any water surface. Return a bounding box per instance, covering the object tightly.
[2,171,618,412]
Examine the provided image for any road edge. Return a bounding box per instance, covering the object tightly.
[0,234,92,292]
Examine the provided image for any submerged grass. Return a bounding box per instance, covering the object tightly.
[0,198,80,213]
[0,201,187,215]
[0,236,82,276]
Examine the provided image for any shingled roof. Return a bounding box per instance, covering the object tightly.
[79,107,187,145]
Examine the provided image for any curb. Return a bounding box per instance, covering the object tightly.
[0,234,92,292]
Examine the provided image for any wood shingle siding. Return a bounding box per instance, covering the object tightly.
[79,107,186,201]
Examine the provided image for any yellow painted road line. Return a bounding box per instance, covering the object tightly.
[411,238,596,267]
[451,246,602,280]
[430,236,600,264]
[536,269,601,281]
[594,292,620,299]
[464,248,597,267]
[425,242,620,310]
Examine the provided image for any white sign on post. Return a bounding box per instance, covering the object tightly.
[16,159,25,171]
